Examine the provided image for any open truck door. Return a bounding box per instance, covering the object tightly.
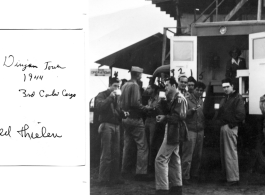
[249,32,265,168]
[170,36,197,79]
[249,32,265,115]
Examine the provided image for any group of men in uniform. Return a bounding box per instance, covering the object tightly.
[94,65,245,195]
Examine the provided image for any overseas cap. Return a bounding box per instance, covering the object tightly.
[131,66,143,73]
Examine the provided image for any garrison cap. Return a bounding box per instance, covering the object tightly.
[131,66,143,73]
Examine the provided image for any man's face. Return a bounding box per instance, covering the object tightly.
[188,81,195,93]
[165,81,175,96]
[109,82,120,92]
[137,73,142,82]
[222,82,233,95]
[178,77,188,91]
[145,85,153,95]
[194,87,204,99]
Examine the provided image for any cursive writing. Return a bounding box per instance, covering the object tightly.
[3,55,38,71]
[19,89,35,97]
[62,89,76,99]
[39,89,59,97]
[0,126,11,137]
[17,124,62,140]
[19,89,76,99]
[44,61,66,70]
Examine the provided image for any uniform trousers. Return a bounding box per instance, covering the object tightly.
[98,123,120,182]
[220,124,239,182]
[155,125,182,190]
[182,130,204,180]
[145,117,156,167]
[122,117,149,175]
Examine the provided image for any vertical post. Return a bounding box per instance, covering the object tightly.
[239,77,242,94]
[161,28,167,80]
[176,0,182,35]
[194,0,196,22]
[216,0,218,21]
[109,66,113,86]
[257,0,262,20]
[162,28,167,66]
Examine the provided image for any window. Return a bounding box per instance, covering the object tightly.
[173,41,193,61]
[253,37,265,59]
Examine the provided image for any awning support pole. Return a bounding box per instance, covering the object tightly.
[176,0,182,35]
[257,0,262,20]
[216,0,218,21]
[162,28,167,66]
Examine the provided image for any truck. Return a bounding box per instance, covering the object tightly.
[152,19,265,170]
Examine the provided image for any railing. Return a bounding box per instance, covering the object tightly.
[191,0,226,25]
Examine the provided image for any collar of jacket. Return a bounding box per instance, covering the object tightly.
[128,79,138,85]
[171,91,187,105]
[106,89,112,95]
[224,91,238,99]
[232,58,242,65]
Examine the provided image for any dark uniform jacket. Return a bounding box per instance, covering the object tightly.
[217,91,245,128]
[95,89,122,125]
[157,92,189,145]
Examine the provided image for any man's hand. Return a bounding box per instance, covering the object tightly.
[124,112,130,117]
[109,91,116,98]
[192,105,201,111]
[156,115,166,123]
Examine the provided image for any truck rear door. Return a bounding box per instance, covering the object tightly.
[170,36,197,79]
[249,32,265,115]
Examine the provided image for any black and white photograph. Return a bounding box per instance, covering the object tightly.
[89,0,265,194]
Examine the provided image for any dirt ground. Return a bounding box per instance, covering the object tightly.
[90,147,265,195]
[90,171,265,195]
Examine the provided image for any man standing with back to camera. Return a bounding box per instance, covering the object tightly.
[216,78,245,186]
[120,66,152,181]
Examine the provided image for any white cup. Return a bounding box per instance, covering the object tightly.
[114,89,121,96]
[214,103,220,109]
[159,91,166,99]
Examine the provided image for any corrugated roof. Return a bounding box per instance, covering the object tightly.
[95,33,170,75]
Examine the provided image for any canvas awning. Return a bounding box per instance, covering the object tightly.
[95,33,170,75]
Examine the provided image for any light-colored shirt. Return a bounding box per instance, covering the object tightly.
[231,58,242,65]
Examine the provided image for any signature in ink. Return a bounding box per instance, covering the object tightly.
[17,124,62,140]
[3,55,38,71]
